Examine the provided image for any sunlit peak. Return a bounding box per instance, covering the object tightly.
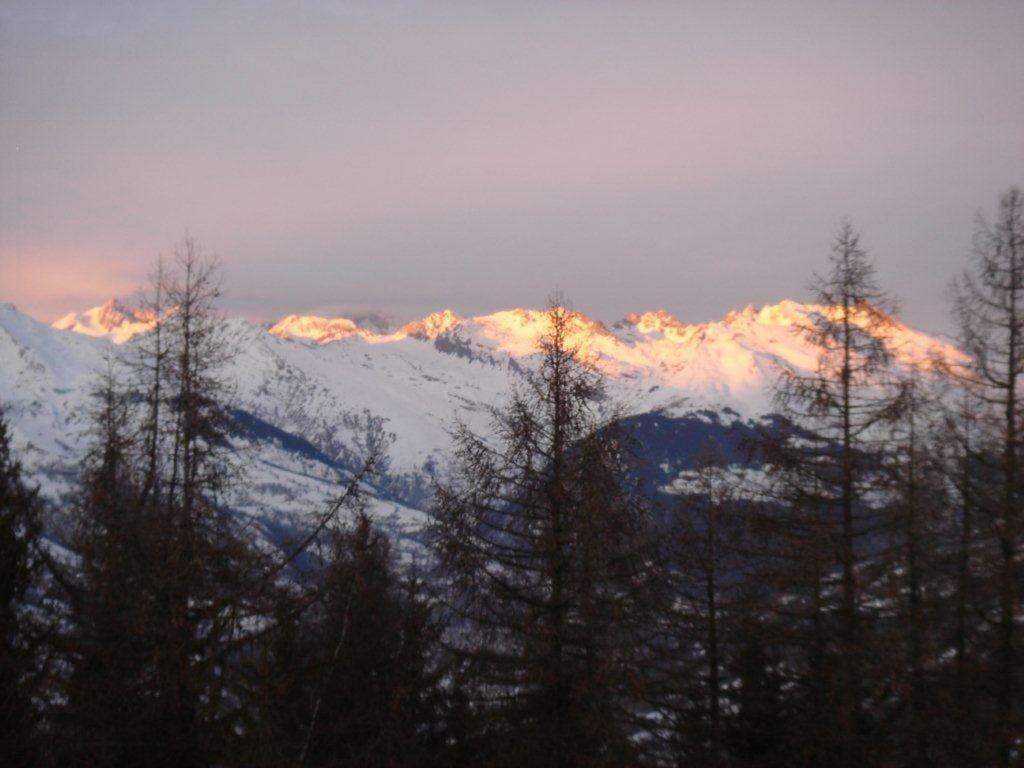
[52,297,155,344]
[622,309,686,338]
[268,314,365,343]
[399,309,461,339]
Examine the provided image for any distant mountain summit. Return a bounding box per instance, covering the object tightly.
[269,314,366,343]
[52,297,155,344]
[398,309,461,340]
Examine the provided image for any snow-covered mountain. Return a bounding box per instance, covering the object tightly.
[0,299,962,546]
[51,297,157,344]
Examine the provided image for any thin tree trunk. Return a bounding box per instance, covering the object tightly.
[706,538,721,764]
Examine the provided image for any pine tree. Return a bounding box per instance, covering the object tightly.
[57,240,265,766]
[950,186,1024,767]
[729,637,788,768]
[238,512,455,768]
[761,222,903,766]
[57,363,160,766]
[0,409,44,765]
[659,440,751,766]
[937,391,990,766]
[746,451,838,765]
[298,514,448,767]
[429,300,659,768]
[879,374,947,767]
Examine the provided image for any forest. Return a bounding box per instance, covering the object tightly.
[1,187,1022,767]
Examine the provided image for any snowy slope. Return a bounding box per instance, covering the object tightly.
[266,300,961,418]
[0,299,962,545]
[1,304,429,543]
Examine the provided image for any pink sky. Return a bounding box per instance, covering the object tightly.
[2,1,1023,333]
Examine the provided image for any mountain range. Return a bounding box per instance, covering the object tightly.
[0,298,962,549]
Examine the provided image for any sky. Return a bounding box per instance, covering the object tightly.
[2,1,1023,336]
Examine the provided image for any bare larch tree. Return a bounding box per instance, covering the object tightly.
[428,300,659,768]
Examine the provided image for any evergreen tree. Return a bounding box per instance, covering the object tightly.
[57,240,265,766]
[57,364,163,766]
[878,374,947,766]
[299,514,449,767]
[239,512,457,768]
[658,441,751,766]
[728,637,788,768]
[760,222,904,766]
[935,391,990,766]
[429,301,659,768]
[950,186,1024,767]
[0,409,44,765]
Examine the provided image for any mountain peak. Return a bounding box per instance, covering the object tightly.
[268,314,364,343]
[620,309,687,338]
[399,309,461,339]
[52,297,154,344]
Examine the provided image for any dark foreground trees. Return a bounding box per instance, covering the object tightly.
[47,240,456,768]
[951,186,1024,767]
[237,511,458,768]
[755,222,905,767]
[429,302,660,768]
[682,193,1021,768]
[57,364,161,765]
[54,243,265,766]
[0,410,45,765]
[655,441,754,766]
